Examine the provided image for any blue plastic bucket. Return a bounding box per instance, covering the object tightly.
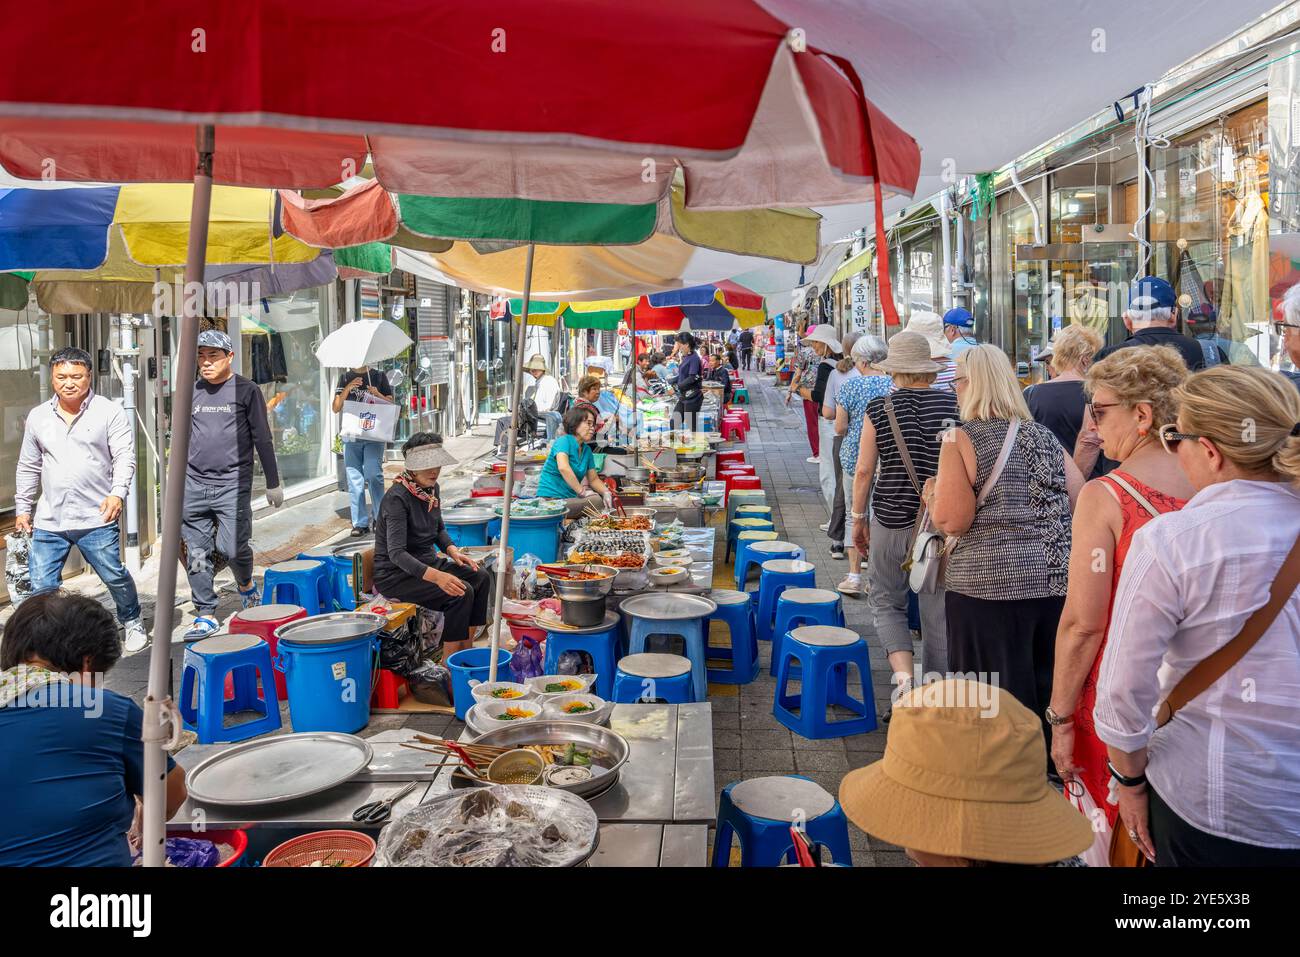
[505,513,564,564]
[273,613,385,733]
[446,647,512,720]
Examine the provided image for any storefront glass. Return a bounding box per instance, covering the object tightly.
[476,311,510,414]
[996,199,1049,379]
[0,306,50,521]
[1153,99,1272,365]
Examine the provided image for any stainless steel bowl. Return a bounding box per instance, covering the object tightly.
[459,720,630,799]
[620,506,656,519]
[657,465,704,483]
[546,564,617,601]
[622,466,651,483]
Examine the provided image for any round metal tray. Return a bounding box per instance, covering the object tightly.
[184,732,374,806]
[458,719,629,800]
[274,611,386,645]
[618,591,717,620]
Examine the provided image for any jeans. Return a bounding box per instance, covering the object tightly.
[739,347,753,370]
[343,439,386,529]
[542,411,564,440]
[29,524,141,623]
[182,476,253,616]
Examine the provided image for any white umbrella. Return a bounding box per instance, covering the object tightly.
[314,318,413,367]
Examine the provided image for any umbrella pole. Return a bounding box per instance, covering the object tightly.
[488,243,536,683]
[631,308,639,466]
[141,124,215,868]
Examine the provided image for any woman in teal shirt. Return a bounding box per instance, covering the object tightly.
[536,406,613,517]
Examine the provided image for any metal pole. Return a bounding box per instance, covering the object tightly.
[487,243,536,683]
[141,125,215,867]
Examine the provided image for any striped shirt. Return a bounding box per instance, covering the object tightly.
[865,388,960,529]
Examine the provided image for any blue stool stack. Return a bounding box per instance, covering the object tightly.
[770,587,844,677]
[712,775,853,867]
[726,489,768,527]
[753,558,816,643]
[705,589,759,685]
[773,626,878,739]
[179,634,282,744]
[542,611,622,699]
[612,653,694,704]
[735,539,804,591]
[725,513,776,563]
[262,559,332,616]
[621,593,717,703]
[297,547,355,610]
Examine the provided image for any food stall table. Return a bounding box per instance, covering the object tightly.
[444,702,715,826]
[588,824,709,867]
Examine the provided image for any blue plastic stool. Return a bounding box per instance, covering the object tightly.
[262,559,332,616]
[507,513,564,564]
[725,516,775,563]
[705,590,759,685]
[542,612,621,699]
[726,489,768,527]
[612,653,694,704]
[773,625,878,739]
[770,588,845,677]
[753,558,816,642]
[180,634,282,744]
[712,775,853,867]
[298,547,355,610]
[623,596,715,703]
[735,539,804,591]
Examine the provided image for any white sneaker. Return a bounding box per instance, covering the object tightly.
[806,455,820,464]
[837,575,862,595]
[123,618,149,654]
[818,522,830,531]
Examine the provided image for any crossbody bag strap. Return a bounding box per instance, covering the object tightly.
[1105,472,1160,518]
[883,395,923,498]
[973,418,1019,510]
[1156,532,1300,728]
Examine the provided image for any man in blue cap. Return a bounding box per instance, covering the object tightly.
[1093,276,1223,371]
[942,307,978,361]
[181,328,284,639]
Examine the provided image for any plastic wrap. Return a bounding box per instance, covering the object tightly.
[376,785,598,867]
[3,532,32,607]
[509,634,545,682]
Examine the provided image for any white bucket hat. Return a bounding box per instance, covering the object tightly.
[903,311,951,358]
[799,323,843,353]
[404,442,458,471]
[872,331,941,375]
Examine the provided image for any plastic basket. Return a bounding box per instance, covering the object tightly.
[261,829,376,868]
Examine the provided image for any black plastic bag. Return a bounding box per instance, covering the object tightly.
[405,659,453,706]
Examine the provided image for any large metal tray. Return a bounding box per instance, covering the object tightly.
[457,720,629,800]
[184,732,374,806]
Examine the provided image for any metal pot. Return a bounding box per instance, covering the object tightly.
[657,464,704,483]
[622,466,651,483]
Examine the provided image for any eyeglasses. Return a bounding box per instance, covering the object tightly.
[1158,422,1202,454]
[1274,320,1300,335]
[1087,401,1121,424]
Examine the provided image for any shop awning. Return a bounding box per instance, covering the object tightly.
[829,248,872,288]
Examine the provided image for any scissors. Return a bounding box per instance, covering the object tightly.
[352,781,419,824]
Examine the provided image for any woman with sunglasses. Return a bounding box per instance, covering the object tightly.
[1046,347,1193,833]
[1277,283,1300,391]
[1093,366,1300,865]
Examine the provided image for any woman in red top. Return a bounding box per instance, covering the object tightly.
[1048,346,1194,828]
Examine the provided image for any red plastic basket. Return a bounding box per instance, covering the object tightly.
[262,830,376,868]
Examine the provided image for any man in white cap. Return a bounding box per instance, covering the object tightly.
[524,354,564,439]
[181,328,283,640]
[902,311,955,391]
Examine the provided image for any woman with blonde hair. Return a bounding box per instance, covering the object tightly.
[931,345,1084,733]
[1094,366,1300,866]
[1046,347,1194,833]
[1024,325,1106,470]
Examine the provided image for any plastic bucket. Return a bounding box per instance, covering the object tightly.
[446,647,512,720]
[445,520,490,548]
[274,633,379,733]
[504,513,564,564]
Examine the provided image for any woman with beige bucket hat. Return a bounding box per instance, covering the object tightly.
[840,678,1093,866]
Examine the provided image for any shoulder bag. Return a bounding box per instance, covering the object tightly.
[1109,530,1300,866]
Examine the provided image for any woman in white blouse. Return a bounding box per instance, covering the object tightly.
[1094,366,1300,866]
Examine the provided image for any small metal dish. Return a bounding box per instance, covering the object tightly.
[487,749,546,785]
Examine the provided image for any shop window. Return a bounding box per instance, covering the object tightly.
[0,307,51,520]
[1153,100,1271,365]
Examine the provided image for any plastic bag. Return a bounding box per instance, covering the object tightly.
[509,635,545,682]
[405,659,453,706]
[4,532,33,607]
[164,837,221,868]
[1066,782,1111,868]
[379,626,423,675]
[556,649,594,676]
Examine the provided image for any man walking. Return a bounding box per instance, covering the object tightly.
[181,329,283,640]
[1094,276,1224,370]
[14,347,148,652]
[738,327,754,370]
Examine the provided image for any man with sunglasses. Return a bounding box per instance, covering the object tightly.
[1094,276,1224,372]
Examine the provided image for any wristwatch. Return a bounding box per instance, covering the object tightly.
[1107,760,1148,788]
[1044,705,1073,727]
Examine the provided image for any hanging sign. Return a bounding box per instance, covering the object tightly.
[851,277,871,330]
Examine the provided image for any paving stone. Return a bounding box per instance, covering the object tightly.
[713,730,742,750]
[713,748,741,773]
[791,735,847,752]
[738,728,794,749]
[398,714,453,735]
[843,733,887,753]
[739,709,788,732]
[741,749,797,772]
[794,749,852,773]
[712,711,740,730]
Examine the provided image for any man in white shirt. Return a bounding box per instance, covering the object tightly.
[525,354,563,438]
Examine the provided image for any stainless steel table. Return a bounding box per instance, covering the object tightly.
[590,824,708,867]
[449,702,715,826]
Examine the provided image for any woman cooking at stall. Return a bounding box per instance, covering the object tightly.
[535,406,614,518]
[373,433,493,657]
